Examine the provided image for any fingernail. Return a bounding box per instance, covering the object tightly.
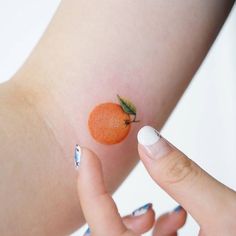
[132,203,152,216]
[137,126,173,160]
[74,144,82,168]
[173,205,182,213]
[83,227,91,236]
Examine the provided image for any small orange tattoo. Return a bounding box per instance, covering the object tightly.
[88,95,139,145]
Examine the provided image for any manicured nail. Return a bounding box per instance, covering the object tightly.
[173,205,182,213]
[74,144,82,168]
[132,203,152,216]
[83,227,91,236]
[137,126,173,160]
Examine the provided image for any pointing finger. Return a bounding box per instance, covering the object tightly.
[76,146,128,235]
[137,126,236,225]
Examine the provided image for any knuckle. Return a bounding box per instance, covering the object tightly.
[163,151,201,185]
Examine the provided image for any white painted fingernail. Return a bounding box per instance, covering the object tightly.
[137,126,160,146]
[137,126,173,160]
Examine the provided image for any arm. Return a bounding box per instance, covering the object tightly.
[0,0,234,235]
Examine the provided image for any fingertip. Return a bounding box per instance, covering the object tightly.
[80,147,101,167]
[123,207,155,234]
[153,207,187,235]
[171,206,187,228]
[137,143,149,167]
[74,145,101,173]
[137,143,156,177]
[77,146,105,200]
[76,145,127,235]
[77,147,103,179]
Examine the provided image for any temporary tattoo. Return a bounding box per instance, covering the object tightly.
[88,95,139,145]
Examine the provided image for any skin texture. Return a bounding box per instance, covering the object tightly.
[77,147,187,236]
[77,129,236,235]
[137,131,236,235]
[0,0,235,235]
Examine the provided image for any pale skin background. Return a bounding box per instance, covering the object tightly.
[0,0,235,235]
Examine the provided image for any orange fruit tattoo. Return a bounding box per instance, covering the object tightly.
[88,95,139,145]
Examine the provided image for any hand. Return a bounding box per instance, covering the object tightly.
[137,126,236,235]
[76,125,236,235]
[75,139,186,235]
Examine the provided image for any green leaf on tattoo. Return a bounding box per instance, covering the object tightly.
[117,95,137,115]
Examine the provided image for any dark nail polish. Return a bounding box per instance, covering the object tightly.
[74,144,81,168]
[132,203,152,216]
[84,227,91,236]
[173,205,182,213]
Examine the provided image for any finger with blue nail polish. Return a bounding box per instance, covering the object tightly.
[152,205,187,236]
[76,145,155,236]
[173,205,182,213]
[132,203,152,217]
[122,203,155,234]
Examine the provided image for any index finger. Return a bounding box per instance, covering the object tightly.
[75,145,128,236]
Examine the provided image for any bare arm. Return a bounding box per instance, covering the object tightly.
[0,0,234,235]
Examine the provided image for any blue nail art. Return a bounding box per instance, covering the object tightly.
[84,227,91,236]
[173,205,182,213]
[74,144,81,168]
[132,203,152,216]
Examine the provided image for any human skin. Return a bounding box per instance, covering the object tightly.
[77,126,236,235]
[0,0,235,235]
